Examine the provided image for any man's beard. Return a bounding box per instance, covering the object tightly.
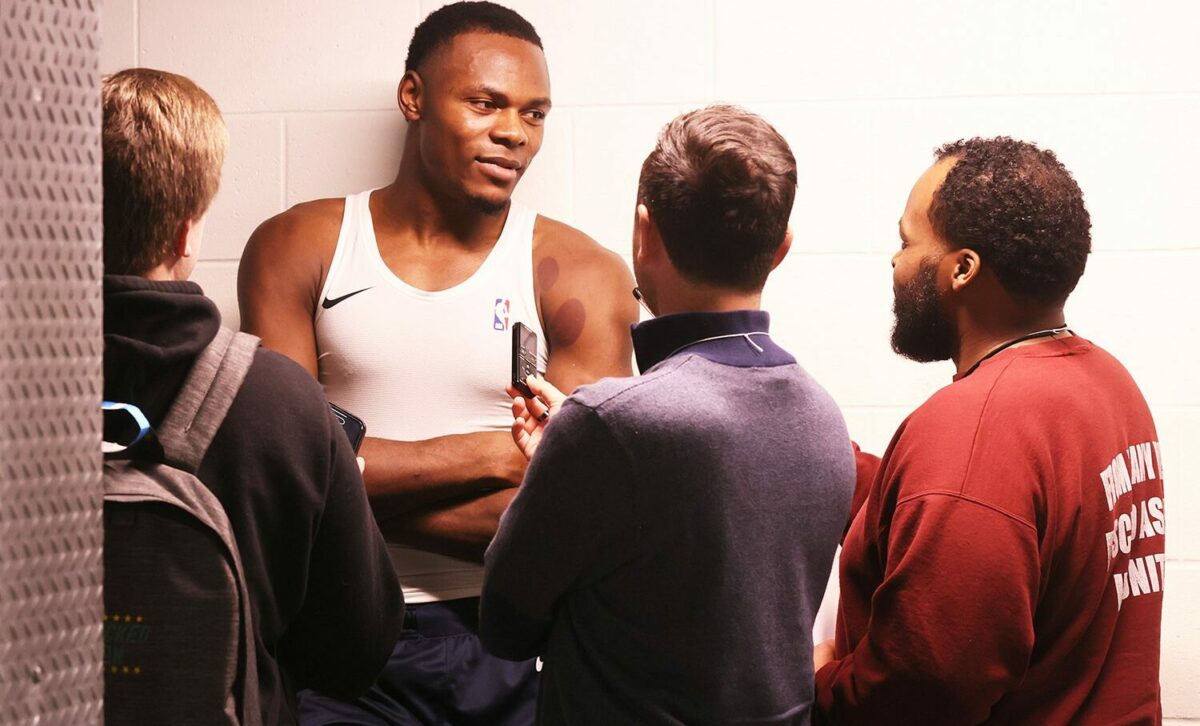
[891,261,957,362]
[467,193,509,216]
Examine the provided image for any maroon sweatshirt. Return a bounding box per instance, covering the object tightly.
[816,336,1164,725]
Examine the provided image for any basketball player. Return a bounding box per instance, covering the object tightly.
[238,3,636,723]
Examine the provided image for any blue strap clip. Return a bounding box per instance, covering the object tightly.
[102,401,151,453]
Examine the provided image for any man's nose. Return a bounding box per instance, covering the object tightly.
[491,109,527,148]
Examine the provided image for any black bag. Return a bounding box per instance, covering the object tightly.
[103,327,263,726]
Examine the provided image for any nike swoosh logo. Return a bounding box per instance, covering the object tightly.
[322,287,372,309]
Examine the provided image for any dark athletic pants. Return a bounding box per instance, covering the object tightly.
[298,597,538,725]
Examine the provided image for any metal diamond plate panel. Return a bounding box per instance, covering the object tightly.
[0,0,104,724]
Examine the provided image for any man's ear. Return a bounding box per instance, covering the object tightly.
[172,219,193,260]
[947,248,982,292]
[634,203,662,266]
[769,227,793,272]
[178,214,208,259]
[398,70,423,122]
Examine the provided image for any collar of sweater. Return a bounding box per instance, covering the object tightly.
[630,309,794,374]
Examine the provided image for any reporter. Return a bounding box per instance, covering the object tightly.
[815,138,1164,725]
[482,105,854,725]
[102,67,403,724]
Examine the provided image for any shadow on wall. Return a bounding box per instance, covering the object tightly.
[285,111,407,207]
[203,110,408,263]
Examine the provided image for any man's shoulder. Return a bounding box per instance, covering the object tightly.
[567,374,642,410]
[245,197,346,259]
[529,214,637,363]
[891,348,1101,482]
[198,341,342,514]
[895,372,1000,459]
[532,214,592,250]
[913,341,1108,428]
[532,214,627,272]
[566,359,694,416]
[228,344,332,435]
[239,198,350,320]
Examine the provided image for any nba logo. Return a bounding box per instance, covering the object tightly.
[493,298,510,331]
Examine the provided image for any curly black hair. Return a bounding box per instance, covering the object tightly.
[405,2,542,73]
[931,136,1091,304]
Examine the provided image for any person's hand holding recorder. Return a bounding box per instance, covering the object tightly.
[507,375,566,460]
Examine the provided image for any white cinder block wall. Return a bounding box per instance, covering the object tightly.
[101,0,1199,719]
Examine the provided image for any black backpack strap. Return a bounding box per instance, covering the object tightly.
[157,327,260,472]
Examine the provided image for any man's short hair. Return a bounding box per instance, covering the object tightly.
[638,105,797,291]
[932,136,1092,304]
[102,68,227,275]
[405,1,543,73]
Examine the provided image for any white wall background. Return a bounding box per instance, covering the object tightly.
[101,0,1199,719]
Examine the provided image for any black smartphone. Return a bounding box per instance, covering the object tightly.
[329,402,366,453]
[511,321,538,398]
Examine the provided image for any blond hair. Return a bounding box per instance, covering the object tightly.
[101,68,227,275]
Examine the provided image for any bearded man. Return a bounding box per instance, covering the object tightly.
[814,137,1165,726]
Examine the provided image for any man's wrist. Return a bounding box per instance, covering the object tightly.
[495,444,527,484]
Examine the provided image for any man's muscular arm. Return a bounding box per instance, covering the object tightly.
[382,218,638,560]
[535,217,638,388]
[380,489,516,564]
[238,201,336,377]
[238,202,526,519]
[357,434,524,517]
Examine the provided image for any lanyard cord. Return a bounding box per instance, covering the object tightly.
[666,332,770,360]
[960,324,1073,378]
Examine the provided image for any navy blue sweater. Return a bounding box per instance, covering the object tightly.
[482,310,854,725]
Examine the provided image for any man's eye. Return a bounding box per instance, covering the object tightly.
[525,109,546,122]
[471,99,497,111]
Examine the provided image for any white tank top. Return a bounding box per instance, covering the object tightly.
[315,189,548,603]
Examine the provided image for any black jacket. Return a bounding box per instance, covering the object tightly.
[103,275,403,725]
